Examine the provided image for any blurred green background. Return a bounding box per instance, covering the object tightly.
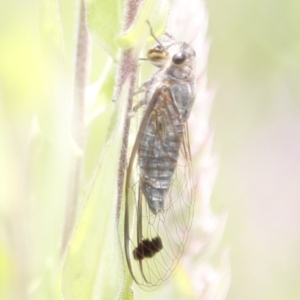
[0,0,300,299]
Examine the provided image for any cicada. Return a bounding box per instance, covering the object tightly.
[125,24,196,289]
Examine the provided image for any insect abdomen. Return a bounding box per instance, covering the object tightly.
[139,114,183,214]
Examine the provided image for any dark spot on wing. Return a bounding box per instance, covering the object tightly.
[133,237,163,260]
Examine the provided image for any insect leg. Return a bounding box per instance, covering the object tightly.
[133,99,147,112]
[134,77,155,95]
[133,78,157,112]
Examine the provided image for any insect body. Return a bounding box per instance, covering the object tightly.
[125,29,196,289]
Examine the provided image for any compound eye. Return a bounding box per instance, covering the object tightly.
[172,51,187,65]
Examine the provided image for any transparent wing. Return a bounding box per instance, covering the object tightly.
[125,87,195,290]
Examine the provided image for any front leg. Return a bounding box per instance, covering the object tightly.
[132,78,156,112]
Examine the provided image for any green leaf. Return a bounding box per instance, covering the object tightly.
[86,0,124,59]
[117,0,170,49]
[61,83,131,299]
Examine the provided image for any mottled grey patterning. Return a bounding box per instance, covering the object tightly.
[138,42,196,214]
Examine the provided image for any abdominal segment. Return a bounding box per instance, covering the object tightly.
[138,109,183,214]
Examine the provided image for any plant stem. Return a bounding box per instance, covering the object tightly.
[116,0,143,221]
[61,0,91,254]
